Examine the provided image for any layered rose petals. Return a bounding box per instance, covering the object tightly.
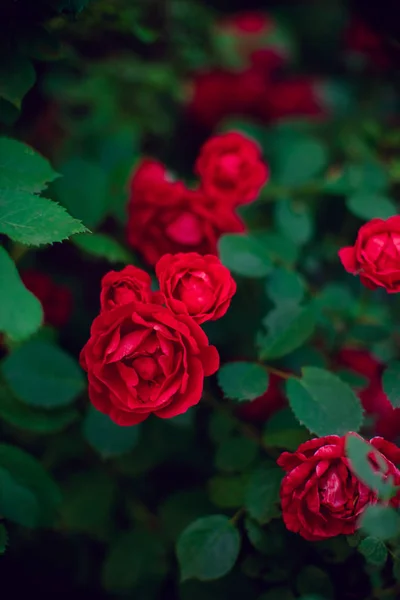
[100,265,153,312]
[80,301,219,426]
[277,435,400,541]
[196,132,268,206]
[156,252,236,324]
[339,216,400,293]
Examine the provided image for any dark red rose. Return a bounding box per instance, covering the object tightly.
[336,347,382,380]
[236,372,285,422]
[127,172,245,266]
[278,435,400,541]
[129,158,169,197]
[259,77,323,122]
[100,266,153,312]
[220,11,273,35]
[21,270,72,328]
[339,216,400,293]
[345,18,391,69]
[155,252,236,324]
[195,132,269,207]
[80,302,219,426]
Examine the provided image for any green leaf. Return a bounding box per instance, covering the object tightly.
[215,437,258,472]
[53,157,109,228]
[266,268,305,306]
[83,406,141,458]
[208,474,247,508]
[275,199,314,245]
[217,362,269,402]
[2,340,85,409]
[382,361,400,408]
[358,537,388,567]
[286,368,363,436]
[244,517,270,554]
[316,283,355,313]
[346,435,396,500]
[0,188,87,246]
[218,234,273,278]
[73,233,133,263]
[0,385,78,434]
[0,247,43,341]
[253,231,299,266]
[159,490,214,541]
[360,505,400,541]
[325,161,389,195]
[245,465,282,524]
[0,444,61,527]
[0,55,36,108]
[208,412,236,444]
[258,304,316,360]
[0,137,58,192]
[274,136,328,188]
[347,193,397,221]
[102,530,168,592]
[263,408,310,451]
[176,515,241,582]
[0,524,7,554]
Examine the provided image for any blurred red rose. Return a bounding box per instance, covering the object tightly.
[336,347,381,380]
[278,435,400,541]
[195,131,269,206]
[339,216,400,293]
[100,265,153,312]
[80,301,219,425]
[236,372,285,422]
[345,18,391,69]
[257,77,323,122]
[21,270,72,328]
[156,252,236,324]
[129,158,170,197]
[220,11,273,35]
[127,162,245,266]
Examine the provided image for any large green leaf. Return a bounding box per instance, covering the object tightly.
[266,268,306,306]
[219,234,272,278]
[176,515,241,581]
[346,435,397,500]
[245,464,282,524]
[382,361,400,408]
[0,137,58,192]
[273,135,328,188]
[83,406,141,458]
[0,247,43,341]
[258,304,316,360]
[0,188,87,245]
[358,537,388,567]
[286,368,363,436]
[217,362,269,402]
[53,157,109,228]
[274,199,314,245]
[0,444,61,527]
[73,233,133,263]
[360,505,400,541]
[2,340,85,409]
[346,193,397,221]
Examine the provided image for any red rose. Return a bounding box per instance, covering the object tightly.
[129,158,169,197]
[336,347,381,380]
[80,302,219,426]
[220,12,273,35]
[100,265,153,312]
[155,252,236,324]
[236,372,285,422]
[339,216,400,293]
[195,132,269,206]
[21,270,72,328]
[257,77,323,122]
[278,435,400,541]
[127,173,245,266]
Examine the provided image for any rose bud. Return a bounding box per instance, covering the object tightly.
[80,301,219,426]
[339,216,400,293]
[100,265,153,312]
[195,131,269,207]
[155,253,236,324]
[278,435,400,541]
[21,270,72,328]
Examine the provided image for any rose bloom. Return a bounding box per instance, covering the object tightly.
[339,216,400,293]
[236,372,285,422]
[257,77,323,122]
[278,435,400,541]
[156,253,236,324]
[337,348,400,442]
[80,301,219,425]
[195,132,269,206]
[128,158,169,198]
[127,163,244,266]
[21,270,72,328]
[100,265,153,312]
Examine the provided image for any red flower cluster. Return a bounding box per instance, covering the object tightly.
[21,270,72,328]
[80,254,236,426]
[278,435,400,541]
[127,132,268,266]
[337,348,400,441]
[339,216,400,293]
[187,11,323,130]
